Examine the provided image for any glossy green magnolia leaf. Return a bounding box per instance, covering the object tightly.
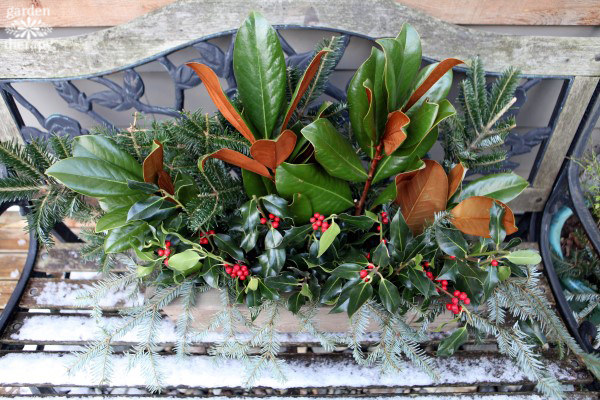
[489,202,506,248]
[372,154,419,184]
[379,278,401,313]
[407,266,437,298]
[435,226,468,258]
[261,194,292,218]
[127,196,175,222]
[104,221,148,254]
[47,157,141,198]
[275,163,353,216]
[290,192,313,223]
[127,180,159,194]
[169,249,201,272]
[96,206,129,232]
[505,250,542,265]
[376,38,404,112]
[233,12,286,139]
[320,275,344,303]
[437,326,467,357]
[99,194,146,212]
[302,118,367,182]
[405,62,453,117]
[337,214,375,231]
[331,263,363,279]
[390,209,411,253]
[456,173,529,203]
[214,233,244,260]
[73,135,143,180]
[371,181,397,209]
[242,169,272,198]
[347,282,373,317]
[287,291,306,313]
[396,23,422,106]
[403,101,438,148]
[318,221,341,257]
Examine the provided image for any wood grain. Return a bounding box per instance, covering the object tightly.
[1,0,598,27]
[0,0,599,80]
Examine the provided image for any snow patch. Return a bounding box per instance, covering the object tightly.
[33,281,143,307]
[9,268,19,278]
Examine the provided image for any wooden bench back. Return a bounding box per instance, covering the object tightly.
[0,0,599,214]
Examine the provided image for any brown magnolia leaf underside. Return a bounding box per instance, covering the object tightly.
[250,130,297,170]
[382,111,409,155]
[281,50,329,132]
[403,58,464,112]
[450,196,518,238]
[143,140,164,184]
[447,162,466,200]
[157,170,175,196]
[186,62,256,144]
[395,159,448,234]
[202,148,271,179]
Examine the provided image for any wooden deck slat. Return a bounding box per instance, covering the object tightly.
[0,351,591,388]
[0,395,599,400]
[0,253,26,280]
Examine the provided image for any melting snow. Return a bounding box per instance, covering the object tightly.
[33,281,143,307]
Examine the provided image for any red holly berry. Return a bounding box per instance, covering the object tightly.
[381,211,387,217]
[453,290,461,297]
[200,238,209,245]
[315,220,322,227]
[423,261,430,267]
[272,221,280,229]
[459,292,468,301]
[164,258,169,266]
[359,270,368,278]
[240,275,246,281]
[451,297,459,305]
[233,264,240,271]
[310,217,316,223]
[363,277,370,283]
[318,214,325,221]
[165,241,171,248]
[314,213,320,218]
[366,253,371,260]
[491,260,499,267]
[426,271,433,278]
[321,226,327,233]
[225,267,232,274]
[312,224,319,230]
[274,217,281,222]
[446,303,452,310]
[157,249,165,257]
[269,213,275,220]
[376,225,381,231]
[451,304,459,314]
[164,248,171,257]
[383,218,389,224]
[208,230,215,235]
[449,255,456,259]
[381,239,387,244]
[260,217,267,224]
[367,264,374,269]
[441,280,448,286]
[463,298,471,305]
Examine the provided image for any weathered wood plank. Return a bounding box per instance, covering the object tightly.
[0,95,22,143]
[0,395,599,400]
[0,253,25,280]
[533,77,600,190]
[0,351,591,388]
[0,0,599,80]
[0,281,16,310]
[35,242,126,273]
[2,0,598,28]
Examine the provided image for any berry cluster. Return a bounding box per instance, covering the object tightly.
[376,211,389,231]
[199,230,215,245]
[158,240,172,265]
[260,213,281,229]
[422,261,448,291]
[358,263,375,282]
[224,263,250,280]
[310,213,330,232]
[446,290,470,314]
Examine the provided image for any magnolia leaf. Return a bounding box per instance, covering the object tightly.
[382,111,409,155]
[73,135,143,180]
[302,118,367,182]
[395,23,422,105]
[127,196,175,221]
[318,221,341,257]
[233,11,286,139]
[505,250,542,265]
[451,196,517,238]
[157,170,175,196]
[282,50,329,130]
[143,140,164,184]
[403,58,463,111]
[200,148,271,178]
[437,326,467,357]
[395,159,448,234]
[96,206,129,232]
[447,162,466,200]
[376,38,404,112]
[456,173,529,203]
[104,221,148,254]
[250,130,297,170]
[290,192,313,223]
[127,180,159,194]
[186,62,256,143]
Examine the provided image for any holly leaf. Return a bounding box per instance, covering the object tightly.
[347,282,373,317]
[505,250,542,265]
[287,291,306,313]
[379,278,401,313]
[318,221,341,257]
[435,226,468,258]
[437,326,467,357]
[214,233,244,260]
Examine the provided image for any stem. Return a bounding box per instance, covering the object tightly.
[355,143,384,216]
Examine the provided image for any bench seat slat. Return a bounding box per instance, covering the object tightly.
[0,395,599,400]
[0,351,591,388]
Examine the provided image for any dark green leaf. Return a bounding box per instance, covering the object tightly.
[214,233,244,260]
[96,206,129,232]
[261,194,291,218]
[318,221,341,257]
[265,228,284,249]
[127,180,159,194]
[127,196,175,222]
[456,173,528,203]
[347,48,377,157]
[287,291,306,313]
[258,280,279,300]
[390,209,411,253]
[437,326,467,357]
[240,197,260,231]
[347,282,373,317]
[320,275,344,303]
[489,202,506,248]
[201,257,220,288]
[233,11,286,138]
[372,241,390,268]
[379,278,401,313]
[280,225,312,247]
[338,213,375,231]
[331,263,363,279]
[376,38,404,112]
[396,23,422,105]
[240,230,259,252]
[437,258,460,281]
[169,249,201,272]
[265,273,298,291]
[290,192,313,223]
[405,62,453,116]
[301,118,367,182]
[104,221,148,253]
[436,226,468,258]
[407,266,437,298]
[73,135,142,179]
[482,265,500,301]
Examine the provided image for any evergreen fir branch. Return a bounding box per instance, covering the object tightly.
[0,140,46,179]
[0,176,46,202]
[175,282,208,358]
[345,304,370,364]
[295,302,339,351]
[49,134,73,159]
[25,137,56,173]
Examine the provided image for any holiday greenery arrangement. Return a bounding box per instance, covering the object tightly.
[1,12,599,398]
